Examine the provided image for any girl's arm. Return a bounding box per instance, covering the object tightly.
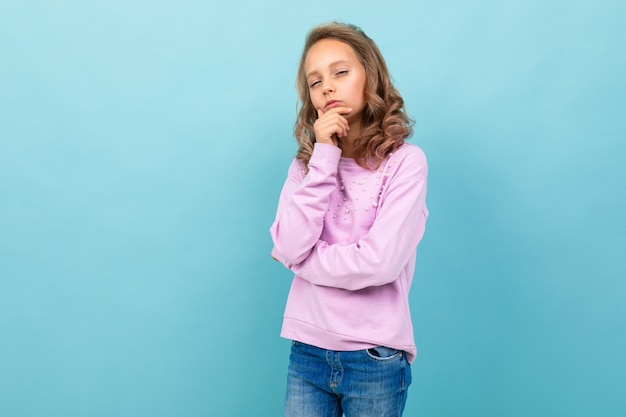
[270,143,341,265]
[286,147,428,291]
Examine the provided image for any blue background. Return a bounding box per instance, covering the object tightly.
[1,0,624,416]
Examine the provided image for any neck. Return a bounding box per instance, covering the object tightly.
[339,122,362,158]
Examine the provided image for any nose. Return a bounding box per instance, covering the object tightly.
[322,82,334,95]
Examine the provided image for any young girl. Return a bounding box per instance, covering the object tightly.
[270,22,428,417]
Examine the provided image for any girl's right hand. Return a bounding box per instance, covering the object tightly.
[314,107,352,146]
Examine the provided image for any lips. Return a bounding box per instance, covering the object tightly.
[325,100,341,110]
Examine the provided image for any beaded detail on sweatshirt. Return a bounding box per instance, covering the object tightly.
[323,153,395,241]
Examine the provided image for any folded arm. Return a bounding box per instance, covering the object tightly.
[288,148,428,291]
[270,144,342,265]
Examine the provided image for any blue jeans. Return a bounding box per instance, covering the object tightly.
[284,341,411,417]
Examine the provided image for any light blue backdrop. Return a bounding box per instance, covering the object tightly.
[1,0,624,416]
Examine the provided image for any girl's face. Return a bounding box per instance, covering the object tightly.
[304,39,367,125]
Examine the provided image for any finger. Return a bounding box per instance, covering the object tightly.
[324,106,352,115]
[324,117,349,138]
[336,115,350,137]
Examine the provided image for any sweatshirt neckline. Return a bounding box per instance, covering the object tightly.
[338,157,362,169]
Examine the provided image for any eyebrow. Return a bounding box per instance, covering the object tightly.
[305,60,351,79]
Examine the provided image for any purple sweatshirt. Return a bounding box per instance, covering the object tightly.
[270,142,428,363]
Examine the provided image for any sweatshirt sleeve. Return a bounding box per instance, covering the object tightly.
[287,147,428,291]
[270,143,342,265]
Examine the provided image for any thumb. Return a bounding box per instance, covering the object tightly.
[316,107,325,118]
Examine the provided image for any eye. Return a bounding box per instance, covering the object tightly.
[336,70,348,76]
[309,80,321,88]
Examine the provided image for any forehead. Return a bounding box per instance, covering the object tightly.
[304,39,359,73]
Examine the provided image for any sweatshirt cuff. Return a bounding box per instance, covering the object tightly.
[309,143,342,167]
[271,246,292,268]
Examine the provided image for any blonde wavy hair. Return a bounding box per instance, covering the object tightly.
[294,22,413,170]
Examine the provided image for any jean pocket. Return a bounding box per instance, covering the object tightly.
[365,346,402,360]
